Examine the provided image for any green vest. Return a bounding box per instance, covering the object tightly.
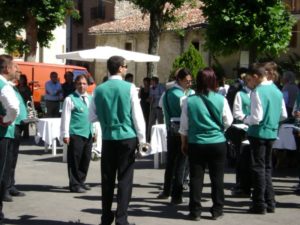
[247,84,283,139]
[235,88,251,123]
[69,92,92,138]
[94,79,136,140]
[14,88,28,125]
[0,80,16,138]
[187,92,226,144]
[162,87,184,127]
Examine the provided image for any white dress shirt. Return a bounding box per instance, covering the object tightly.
[60,90,90,138]
[233,87,251,121]
[0,75,19,123]
[179,95,233,136]
[244,81,287,125]
[89,75,146,144]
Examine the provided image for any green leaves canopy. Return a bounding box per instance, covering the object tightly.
[201,0,296,58]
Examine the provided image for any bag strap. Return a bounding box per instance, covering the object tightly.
[199,94,224,130]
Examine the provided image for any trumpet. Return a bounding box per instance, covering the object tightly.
[23,96,39,124]
[136,142,152,158]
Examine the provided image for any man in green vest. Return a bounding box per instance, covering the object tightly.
[243,62,287,214]
[89,56,146,225]
[61,75,93,193]
[0,54,20,221]
[3,72,28,202]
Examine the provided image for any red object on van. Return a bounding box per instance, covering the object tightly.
[16,61,96,108]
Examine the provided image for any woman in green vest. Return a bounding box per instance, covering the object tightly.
[180,67,233,221]
[243,62,287,214]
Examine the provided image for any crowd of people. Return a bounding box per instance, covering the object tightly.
[0,53,300,225]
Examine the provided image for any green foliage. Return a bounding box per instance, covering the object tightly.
[171,44,206,79]
[0,0,78,56]
[201,0,296,58]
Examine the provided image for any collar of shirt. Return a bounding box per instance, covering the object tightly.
[108,75,122,80]
[0,75,8,83]
[75,90,88,98]
[174,83,184,91]
[260,80,273,85]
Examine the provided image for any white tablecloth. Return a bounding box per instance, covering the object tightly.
[273,124,296,151]
[150,124,167,169]
[35,118,62,155]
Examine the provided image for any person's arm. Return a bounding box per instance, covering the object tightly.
[131,84,146,144]
[0,85,19,124]
[89,95,99,123]
[243,90,263,125]
[232,92,245,121]
[280,98,288,121]
[60,96,73,144]
[223,98,233,129]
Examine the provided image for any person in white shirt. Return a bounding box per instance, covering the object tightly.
[61,75,93,193]
[0,54,20,221]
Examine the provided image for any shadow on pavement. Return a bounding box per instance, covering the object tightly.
[4,216,91,225]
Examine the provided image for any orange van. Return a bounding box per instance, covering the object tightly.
[16,61,96,109]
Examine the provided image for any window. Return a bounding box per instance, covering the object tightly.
[192,41,200,50]
[91,0,105,19]
[125,42,133,51]
[77,33,83,50]
[289,25,298,48]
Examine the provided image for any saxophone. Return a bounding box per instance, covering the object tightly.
[23,96,39,123]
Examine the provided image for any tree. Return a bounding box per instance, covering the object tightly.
[0,0,78,62]
[171,43,206,79]
[201,0,296,62]
[128,0,194,77]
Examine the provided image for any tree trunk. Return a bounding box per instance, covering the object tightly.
[147,12,162,77]
[24,12,38,62]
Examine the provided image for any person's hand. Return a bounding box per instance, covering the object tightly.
[0,115,12,127]
[63,137,70,145]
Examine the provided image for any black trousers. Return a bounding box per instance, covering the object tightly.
[248,137,275,210]
[6,125,22,191]
[188,142,226,217]
[0,137,13,212]
[162,132,187,200]
[67,134,93,190]
[101,138,137,225]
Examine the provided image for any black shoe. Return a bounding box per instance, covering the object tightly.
[267,207,275,213]
[70,187,86,193]
[9,188,26,197]
[171,198,184,205]
[81,184,91,190]
[157,192,169,199]
[187,213,200,221]
[211,212,224,220]
[3,192,13,202]
[248,207,266,214]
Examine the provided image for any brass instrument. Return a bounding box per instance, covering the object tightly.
[23,96,39,124]
[136,142,152,158]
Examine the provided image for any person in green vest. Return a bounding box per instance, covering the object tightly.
[229,72,253,197]
[3,74,28,202]
[60,74,93,193]
[243,62,287,214]
[180,67,233,221]
[89,56,146,225]
[0,54,20,221]
[157,68,194,204]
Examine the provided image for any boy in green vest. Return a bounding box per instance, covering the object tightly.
[243,62,287,214]
[89,56,146,225]
[61,75,93,193]
[0,54,20,221]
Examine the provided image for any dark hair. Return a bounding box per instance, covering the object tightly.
[50,71,58,77]
[143,77,150,83]
[248,63,266,78]
[64,71,74,79]
[107,56,125,75]
[237,67,248,79]
[151,76,159,84]
[196,67,217,95]
[19,74,28,84]
[0,54,13,74]
[125,73,134,80]
[176,68,191,81]
[74,74,88,84]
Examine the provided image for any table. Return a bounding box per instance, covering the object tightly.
[35,118,62,156]
[273,124,296,150]
[150,124,167,168]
